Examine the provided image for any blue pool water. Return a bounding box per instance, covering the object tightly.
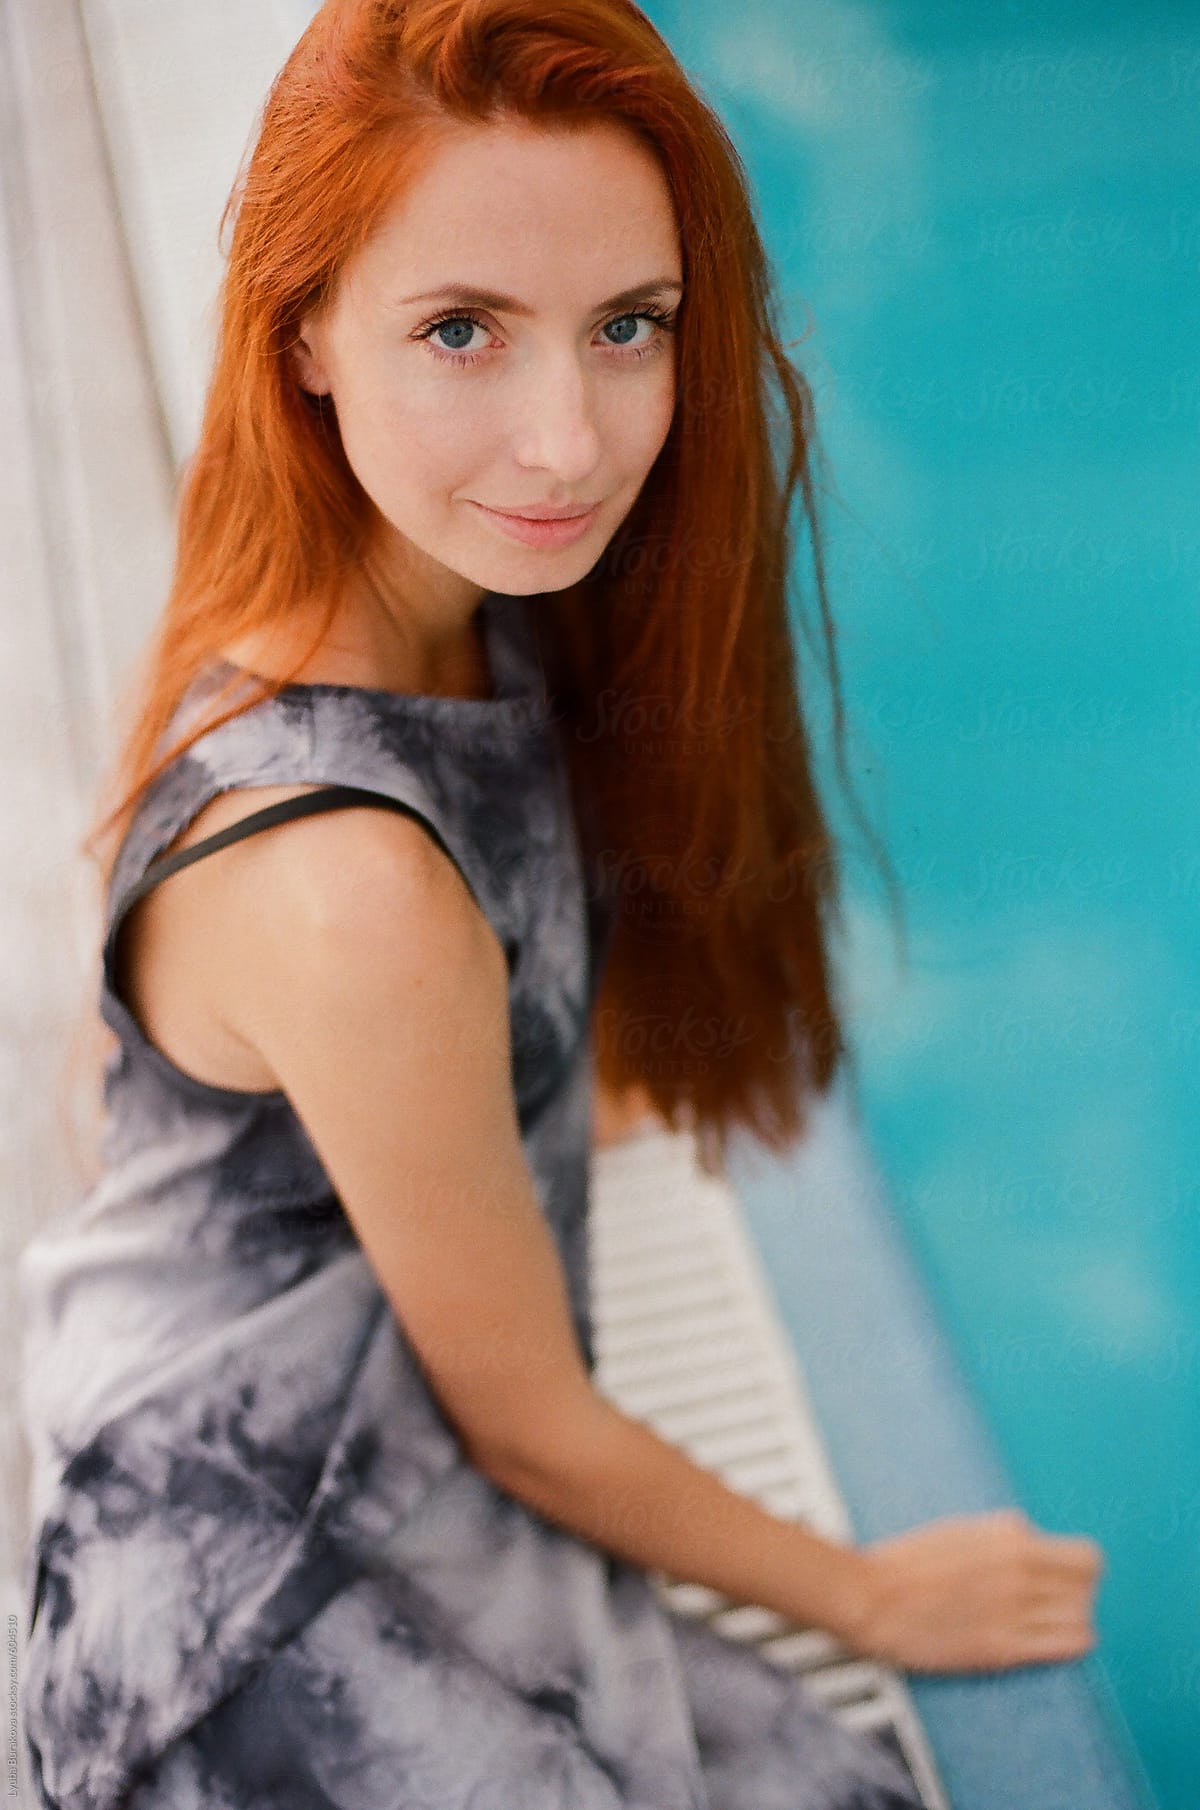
[645,2,1196,1805]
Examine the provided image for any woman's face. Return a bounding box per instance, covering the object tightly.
[292,115,683,609]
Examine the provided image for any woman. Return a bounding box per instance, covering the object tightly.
[17,1,1103,1805]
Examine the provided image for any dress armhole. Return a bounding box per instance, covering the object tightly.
[99,783,515,1108]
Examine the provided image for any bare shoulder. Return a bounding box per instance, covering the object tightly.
[160,783,471,924]
[216,787,499,1013]
[117,782,491,1097]
[224,786,471,914]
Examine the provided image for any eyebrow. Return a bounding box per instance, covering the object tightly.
[396,278,685,316]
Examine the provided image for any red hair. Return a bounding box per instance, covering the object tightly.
[78,0,907,1180]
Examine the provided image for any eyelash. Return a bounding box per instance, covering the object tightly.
[413,302,679,368]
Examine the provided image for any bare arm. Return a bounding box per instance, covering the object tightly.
[220,808,872,1648]
[491,1380,866,1639]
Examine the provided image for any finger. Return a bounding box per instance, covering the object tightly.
[1026,1624,1098,1662]
[1023,1585,1088,1619]
[1033,1536,1105,1577]
[1026,1570,1098,1602]
[1024,1607,1096,1643]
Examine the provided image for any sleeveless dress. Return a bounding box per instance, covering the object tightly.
[16,589,925,1810]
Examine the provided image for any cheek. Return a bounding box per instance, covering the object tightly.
[336,377,471,502]
[621,372,676,473]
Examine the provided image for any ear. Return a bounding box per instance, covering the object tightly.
[288,314,332,398]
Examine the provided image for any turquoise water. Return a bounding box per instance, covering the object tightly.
[645,2,1197,1804]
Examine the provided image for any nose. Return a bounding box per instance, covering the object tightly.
[510,355,604,485]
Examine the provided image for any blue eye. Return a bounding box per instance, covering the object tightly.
[414,304,678,368]
[604,315,645,348]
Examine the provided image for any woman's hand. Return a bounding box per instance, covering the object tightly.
[843,1508,1105,1674]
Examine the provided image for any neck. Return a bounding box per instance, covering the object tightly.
[333,548,493,698]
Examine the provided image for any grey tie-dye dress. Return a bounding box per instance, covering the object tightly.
[16,589,925,1810]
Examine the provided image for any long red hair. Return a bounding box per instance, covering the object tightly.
[76,0,906,1181]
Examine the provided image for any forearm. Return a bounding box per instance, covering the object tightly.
[486,1388,869,1646]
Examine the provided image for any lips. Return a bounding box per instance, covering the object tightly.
[482,504,598,521]
[470,499,599,549]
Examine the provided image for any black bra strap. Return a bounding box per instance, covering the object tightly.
[104,784,503,984]
[116,785,470,918]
